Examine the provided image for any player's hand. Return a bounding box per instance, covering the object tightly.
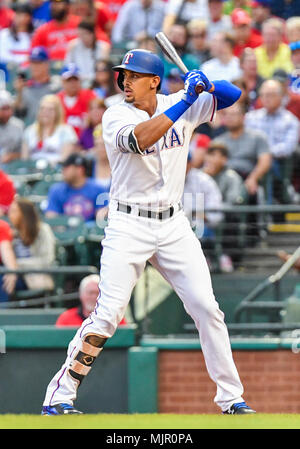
[184,70,214,93]
[182,71,206,105]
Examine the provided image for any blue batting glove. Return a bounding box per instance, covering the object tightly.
[183,70,213,92]
[182,72,205,105]
[194,70,213,92]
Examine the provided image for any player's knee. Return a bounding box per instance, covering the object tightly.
[194,297,223,321]
[68,333,108,384]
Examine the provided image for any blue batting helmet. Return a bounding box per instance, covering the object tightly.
[112,49,164,91]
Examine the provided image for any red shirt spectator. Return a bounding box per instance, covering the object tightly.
[0,219,12,249]
[0,2,14,29]
[31,0,80,60]
[55,274,127,327]
[94,1,114,41]
[57,64,96,136]
[101,0,127,22]
[231,8,263,57]
[0,170,16,215]
[56,306,127,327]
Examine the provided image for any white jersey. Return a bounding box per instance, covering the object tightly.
[102,90,216,210]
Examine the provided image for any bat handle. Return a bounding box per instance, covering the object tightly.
[195,81,205,95]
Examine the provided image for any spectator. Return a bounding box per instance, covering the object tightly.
[203,141,245,205]
[289,41,300,93]
[255,18,294,78]
[163,0,209,35]
[30,0,51,29]
[216,101,272,198]
[186,19,211,66]
[207,0,232,40]
[161,68,184,95]
[245,80,299,160]
[31,0,80,61]
[91,59,119,102]
[100,0,127,23]
[232,78,251,111]
[78,98,107,151]
[8,197,56,291]
[0,0,14,30]
[203,141,248,267]
[183,154,230,270]
[189,132,212,168]
[64,19,111,88]
[270,69,300,120]
[0,90,24,165]
[57,63,96,136]
[22,94,77,164]
[286,16,300,44]
[0,169,15,216]
[239,47,265,109]
[45,153,109,223]
[90,124,111,191]
[231,8,263,57]
[183,153,223,236]
[0,219,17,302]
[14,46,60,126]
[112,0,165,46]
[161,23,199,78]
[0,2,34,66]
[70,0,113,42]
[136,34,158,53]
[201,32,242,82]
[245,79,299,203]
[56,274,127,326]
[251,0,272,34]
[223,0,252,15]
[269,0,300,20]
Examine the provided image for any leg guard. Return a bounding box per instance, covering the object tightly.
[68,333,107,384]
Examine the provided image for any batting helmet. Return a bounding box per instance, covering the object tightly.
[112,49,164,91]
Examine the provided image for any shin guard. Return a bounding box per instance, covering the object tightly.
[68,334,107,384]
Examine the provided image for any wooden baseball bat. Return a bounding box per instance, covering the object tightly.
[155,31,204,94]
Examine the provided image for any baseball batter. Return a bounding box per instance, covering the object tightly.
[42,49,255,415]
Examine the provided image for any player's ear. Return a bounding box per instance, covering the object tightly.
[150,75,161,90]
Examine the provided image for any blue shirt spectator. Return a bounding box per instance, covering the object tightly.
[31,0,51,29]
[45,153,110,223]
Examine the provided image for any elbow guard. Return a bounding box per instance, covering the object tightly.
[116,125,144,155]
[128,130,144,155]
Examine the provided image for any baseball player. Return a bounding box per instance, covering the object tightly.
[41,49,255,415]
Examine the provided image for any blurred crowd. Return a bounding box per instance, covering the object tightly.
[0,0,300,294]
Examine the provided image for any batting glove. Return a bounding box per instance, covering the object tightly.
[182,71,206,105]
[193,70,214,92]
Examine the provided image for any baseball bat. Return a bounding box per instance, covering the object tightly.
[155,31,204,94]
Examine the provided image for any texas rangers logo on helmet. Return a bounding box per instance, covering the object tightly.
[124,52,134,64]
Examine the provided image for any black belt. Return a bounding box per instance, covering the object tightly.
[117,202,180,220]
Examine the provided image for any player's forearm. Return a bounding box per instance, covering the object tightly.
[134,113,174,151]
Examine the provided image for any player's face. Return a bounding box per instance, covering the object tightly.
[123,70,159,103]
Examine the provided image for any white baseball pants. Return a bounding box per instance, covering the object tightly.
[43,207,244,412]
